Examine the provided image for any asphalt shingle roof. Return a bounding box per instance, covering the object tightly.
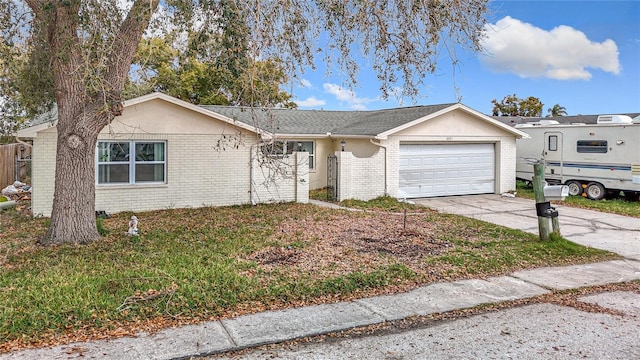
[28,92,639,136]
[199,104,456,136]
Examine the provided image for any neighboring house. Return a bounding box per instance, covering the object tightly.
[17,92,527,217]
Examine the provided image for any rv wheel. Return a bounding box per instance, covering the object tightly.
[585,182,605,200]
[566,181,583,196]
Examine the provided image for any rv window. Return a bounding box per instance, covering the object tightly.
[548,135,558,151]
[576,140,607,154]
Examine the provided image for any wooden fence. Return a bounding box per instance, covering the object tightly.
[0,143,31,187]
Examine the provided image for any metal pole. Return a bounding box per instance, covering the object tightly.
[403,208,407,230]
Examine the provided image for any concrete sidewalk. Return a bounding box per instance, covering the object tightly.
[3,196,640,360]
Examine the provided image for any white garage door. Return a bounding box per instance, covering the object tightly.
[399,143,495,198]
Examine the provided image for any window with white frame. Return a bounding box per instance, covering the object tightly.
[263,140,315,169]
[97,141,166,184]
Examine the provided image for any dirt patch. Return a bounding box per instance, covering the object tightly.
[248,247,300,266]
[247,211,451,277]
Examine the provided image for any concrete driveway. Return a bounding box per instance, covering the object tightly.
[414,194,640,261]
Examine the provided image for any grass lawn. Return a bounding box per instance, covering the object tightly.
[0,197,620,351]
[515,181,640,218]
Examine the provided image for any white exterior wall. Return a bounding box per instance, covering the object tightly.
[336,148,386,201]
[497,137,518,194]
[94,133,257,214]
[310,138,384,192]
[294,152,310,203]
[27,97,308,217]
[308,138,334,190]
[31,132,57,217]
[251,151,309,204]
[31,132,308,217]
[382,137,400,199]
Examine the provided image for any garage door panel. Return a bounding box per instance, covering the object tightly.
[434,170,447,179]
[410,172,423,181]
[422,158,435,166]
[457,170,474,179]
[399,144,495,198]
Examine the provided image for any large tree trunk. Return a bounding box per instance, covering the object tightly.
[39,114,102,245]
[27,0,159,245]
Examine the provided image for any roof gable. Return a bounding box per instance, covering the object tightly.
[122,93,262,135]
[377,103,528,139]
[17,92,263,138]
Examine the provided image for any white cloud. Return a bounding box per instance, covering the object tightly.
[296,97,326,108]
[480,16,620,80]
[323,83,376,110]
[299,79,312,88]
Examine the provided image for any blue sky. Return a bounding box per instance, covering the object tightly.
[291,0,640,116]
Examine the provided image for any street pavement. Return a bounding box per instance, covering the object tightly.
[215,292,640,359]
[2,195,639,360]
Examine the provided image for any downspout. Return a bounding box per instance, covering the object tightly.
[369,138,388,195]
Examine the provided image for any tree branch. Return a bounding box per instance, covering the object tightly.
[103,0,159,115]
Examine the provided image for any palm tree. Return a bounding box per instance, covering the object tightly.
[547,104,568,117]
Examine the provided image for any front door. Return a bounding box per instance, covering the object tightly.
[543,132,563,181]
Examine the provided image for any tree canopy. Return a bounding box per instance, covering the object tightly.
[491,94,543,117]
[125,1,296,108]
[547,104,568,117]
[1,0,489,245]
[126,35,296,107]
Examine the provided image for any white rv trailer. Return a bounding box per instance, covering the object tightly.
[515,115,640,200]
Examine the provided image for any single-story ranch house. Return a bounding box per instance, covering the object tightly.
[17,92,527,217]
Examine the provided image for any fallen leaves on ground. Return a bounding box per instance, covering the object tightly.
[0,203,622,354]
[247,211,449,279]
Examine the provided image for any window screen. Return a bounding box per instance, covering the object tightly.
[548,135,558,151]
[576,140,607,154]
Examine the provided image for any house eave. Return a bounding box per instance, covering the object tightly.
[271,133,376,140]
[16,121,57,139]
